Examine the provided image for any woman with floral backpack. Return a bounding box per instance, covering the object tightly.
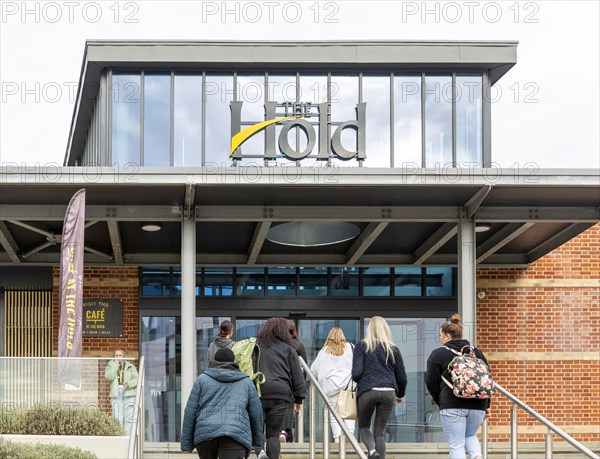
[426,314,492,459]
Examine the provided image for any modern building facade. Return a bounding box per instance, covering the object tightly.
[1,41,598,446]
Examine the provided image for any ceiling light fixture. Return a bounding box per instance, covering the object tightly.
[141,223,162,232]
[266,221,361,247]
[475,223,492,233]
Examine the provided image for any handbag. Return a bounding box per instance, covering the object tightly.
[335,378,358,420]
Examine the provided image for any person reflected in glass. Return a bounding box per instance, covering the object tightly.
[105,348,138,435]
[352,316,407,459]
[310,326,356,443]
[425,314,490,459]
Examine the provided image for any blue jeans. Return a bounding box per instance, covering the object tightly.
[439,408,485,459]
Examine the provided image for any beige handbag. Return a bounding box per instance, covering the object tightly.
[335,379,358,420]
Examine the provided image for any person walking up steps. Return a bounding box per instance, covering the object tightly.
[310,326,356,443]
[352,317,407,459]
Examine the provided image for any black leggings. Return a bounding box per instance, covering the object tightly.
[261,398,290,459]
[195,436,249,459]
[357,390,395,459]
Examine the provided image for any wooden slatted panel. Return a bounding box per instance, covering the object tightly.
[4,288,52,356]
[2,288,53,407]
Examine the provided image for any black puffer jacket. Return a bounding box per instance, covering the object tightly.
[257,341,306,404]
[425,339,490,411]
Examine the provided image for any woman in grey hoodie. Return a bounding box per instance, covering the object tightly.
[207,320,235,365]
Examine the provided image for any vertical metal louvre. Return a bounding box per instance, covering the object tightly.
[3,288,52,357]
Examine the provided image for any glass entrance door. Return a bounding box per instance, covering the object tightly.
[141,314,446,443]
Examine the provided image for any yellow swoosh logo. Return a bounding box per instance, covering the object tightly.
[230,115,301,156]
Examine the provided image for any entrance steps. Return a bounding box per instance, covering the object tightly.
[144,442,599,458]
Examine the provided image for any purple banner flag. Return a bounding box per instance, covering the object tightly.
[58,188,86,385]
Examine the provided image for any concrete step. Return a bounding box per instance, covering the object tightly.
[144,442,600,459]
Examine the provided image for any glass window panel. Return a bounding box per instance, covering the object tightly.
[141,316,179,442]
[204,268,233,296]
[364,317,447,443]
[237,74,265,157]
[363,75,391,167]
[425,75,453,167]
[394,267,423,296]
[143,73,171,166]
[331,267,359,296]
[299,267,328,297]
[174,74,202,167]
[299,74,328,166]
[172,269,201,297]
[205,74,234,166]
[394,75,422,168]
[236,267,265,296]
[141,267,170,296]
[299,74,328,104]
[330,75,359,167]
[267,74,302,165]
[456,74,483,167]
[267,267,297,297]
[425,267,454,296]
[111,73,141,166]
[236,318,267,340]
[363,267,391,296]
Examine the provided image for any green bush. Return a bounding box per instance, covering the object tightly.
[0,437,97,459]
[0,405,124,436]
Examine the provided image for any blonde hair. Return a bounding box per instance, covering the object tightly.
[364,316,395,363]
[323,327,347,357]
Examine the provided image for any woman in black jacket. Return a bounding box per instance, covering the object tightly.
[426,314,490,459]
[352,316,407,459]
[256,317,306,459]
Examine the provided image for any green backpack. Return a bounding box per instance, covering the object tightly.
[231,337,266,396]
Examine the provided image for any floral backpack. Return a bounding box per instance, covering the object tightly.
[441,345,496,399]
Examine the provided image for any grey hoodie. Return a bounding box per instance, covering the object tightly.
[207,335,235,364]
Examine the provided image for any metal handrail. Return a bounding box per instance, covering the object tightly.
[485,382,599,459]
[298,357,367,459]
[128,356,146,459]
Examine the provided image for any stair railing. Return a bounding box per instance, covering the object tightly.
[482,382,599,459]
[127,355,145,459]
[298,357,367,459]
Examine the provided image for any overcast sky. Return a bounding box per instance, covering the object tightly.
[1,0,598,169]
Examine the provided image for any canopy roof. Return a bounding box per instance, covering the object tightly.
[1,168,597,267]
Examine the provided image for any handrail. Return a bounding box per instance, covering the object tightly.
[489,382,599,459]
[298,357,368,459]
[128,356,146,459]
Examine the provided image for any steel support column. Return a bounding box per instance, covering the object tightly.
[457,219,476,344]
[181,218,197,419]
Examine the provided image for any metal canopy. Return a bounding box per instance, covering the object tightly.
[0,168,598,267]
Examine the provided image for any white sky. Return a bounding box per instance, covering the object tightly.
[1,0,599,169]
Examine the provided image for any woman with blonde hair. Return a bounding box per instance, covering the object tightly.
[352,317,407,459]
[310,327,355,443]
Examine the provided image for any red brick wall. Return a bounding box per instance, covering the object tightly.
[52,266,139,415]
[477,223,600,443]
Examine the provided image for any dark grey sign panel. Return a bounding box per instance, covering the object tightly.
[82,298,122,337]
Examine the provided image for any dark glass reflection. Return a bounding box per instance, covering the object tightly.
[236,267,265,296]
[267,266,297,297]
[363,267,391,296]
[299,267,328,297]
[331,267,359,296]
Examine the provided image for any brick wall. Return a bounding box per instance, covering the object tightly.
[52,266,139,415]
[477,223,600,443]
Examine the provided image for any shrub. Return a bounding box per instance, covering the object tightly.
[0,437,97,459]
[0,405,124,436]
